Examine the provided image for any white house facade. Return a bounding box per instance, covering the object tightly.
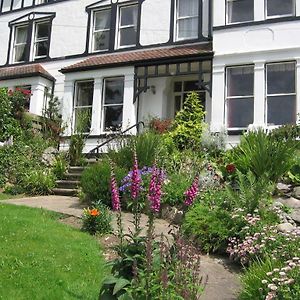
[0,0,299,151]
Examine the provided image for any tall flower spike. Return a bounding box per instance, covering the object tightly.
[184,175,199,206]
[110,162,121,211]
[148,165,163,213]
[131,148,141,200]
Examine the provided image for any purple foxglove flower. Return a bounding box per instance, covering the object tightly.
[110,164,121,211]
[131,150,141,200]
[184,176,199,206]
[148,166,163,213]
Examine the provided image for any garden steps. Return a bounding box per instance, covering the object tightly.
[52,188,78,196]
[56,180,80,189]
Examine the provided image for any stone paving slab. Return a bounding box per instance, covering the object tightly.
[2,195,241,300]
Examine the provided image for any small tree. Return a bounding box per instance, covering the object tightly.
[170,91,206,150]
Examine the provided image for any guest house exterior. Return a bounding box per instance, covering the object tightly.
[0,0,299,150]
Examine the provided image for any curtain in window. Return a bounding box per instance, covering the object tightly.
[178,0,198,17]
[267,0,295,17]
[95,10,111,31]
[227,0,254,24]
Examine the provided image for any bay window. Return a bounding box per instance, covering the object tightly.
[266,0,295,18]
[266,62,296,125]
[34,22,50,59]
[74,81,94,133]
[226,66,254,129]
[13,25,28,63]
[227,0,254,24]
[102,77,124,132]
[117,4,138,48]
[176,0,199,41]
[92,9,111,52]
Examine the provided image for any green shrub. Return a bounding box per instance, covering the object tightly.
[52,154,68,180]
[169,91,206,150]
[228,129,296,182]
[287,152,300,184]
[20,169,56,195]
[183,202,238,253]
[80,159,127,206]
[107,131,163,170]
[270,123,300,147]
[82,201,112,235]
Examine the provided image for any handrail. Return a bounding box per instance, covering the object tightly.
[89,121,145,155]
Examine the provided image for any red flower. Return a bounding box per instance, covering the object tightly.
[226,164,236,174]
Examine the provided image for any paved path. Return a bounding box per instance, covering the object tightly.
[2,196,241,299]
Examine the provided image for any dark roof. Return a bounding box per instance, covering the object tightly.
[60,44,213,73]
[0,64,55,81]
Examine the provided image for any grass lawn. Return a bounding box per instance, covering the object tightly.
[0,204,106,300]
[0,193,24,201]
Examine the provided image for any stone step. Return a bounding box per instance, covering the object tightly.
[86,158,99,164]
[56,180,80,189]
[68,166,85,174]
[52,188,78,197]
[64,173,82,180]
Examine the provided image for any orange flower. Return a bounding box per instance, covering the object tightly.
[89,208,100,217]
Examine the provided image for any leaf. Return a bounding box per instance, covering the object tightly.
[117,292,133,300]
[103,275,119,285]
[113,278,131,295]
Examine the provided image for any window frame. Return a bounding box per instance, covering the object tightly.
[226,0,254,25]
[265,0,296,19]
[33,20,50,60]
[175,0,199,42]
[73,80,94,134]
[101,77,125,133]
[116,3,139,49]
[91,8,111,53]
[13,24,29,63]
[265,61,297,126]
[225,65,255,131]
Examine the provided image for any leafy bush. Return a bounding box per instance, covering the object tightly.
[80,159,127,206]
[169,91,206,150]
[82,201,112,235]
[270,123,300,146]
[287,152,300,184]
[107,131,163,170]
[52,153,68,180]
[149,117,172,134]
[183,202,238,253]
[228,129,296,182]
[20,169,56,195]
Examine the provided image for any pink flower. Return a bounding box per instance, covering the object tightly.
[148,165,163,213]
[184,176,199,206]
[110,163,121,211]
[131,149,141,200]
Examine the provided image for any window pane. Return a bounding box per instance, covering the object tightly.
[94,31,110,51]
[174,82,182,92]
[178,18,198,39]
[95,10,111,30]
[227,0,254,23]
[76,81,94,106]
[227,66,254,97]
[104,106,123,131]
[16,26,28,44]
[36,23,49,39]
[227,98,254,128]
[184,81,199,91]
[267,95,296,125]
[120,27,137,46]
[35,41,48,57]
[14,45,26,62]
[74,107,92,133]
[267,0,294,17]
[120,5,138,26]
[267,63,295,95]
[178,0,199,17]
[104,78,124,105]
[175,95,182,112]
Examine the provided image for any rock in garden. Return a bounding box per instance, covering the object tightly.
[277,197,300,209]
[173,210,184,225]
[293,187,300,200]
[291,210,300,224]
[277,223,296,233]
[42,147,59,166]
[277,183,292,194]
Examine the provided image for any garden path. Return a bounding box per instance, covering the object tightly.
[3,195,241,300]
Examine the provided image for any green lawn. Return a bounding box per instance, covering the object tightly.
[0,204,106,300]
[0,192,24,201]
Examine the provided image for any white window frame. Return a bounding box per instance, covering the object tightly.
[116,3,138,49]
[101,77,124,133]
[33,21,50,60]
[175,0,199,41]
[225,65,254,131]
[91,8,111,53]
[265,61,297,126]
[73,80,94,134]
[265,0,296,19]
[13,24,28,63]
[226,0,255,25]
